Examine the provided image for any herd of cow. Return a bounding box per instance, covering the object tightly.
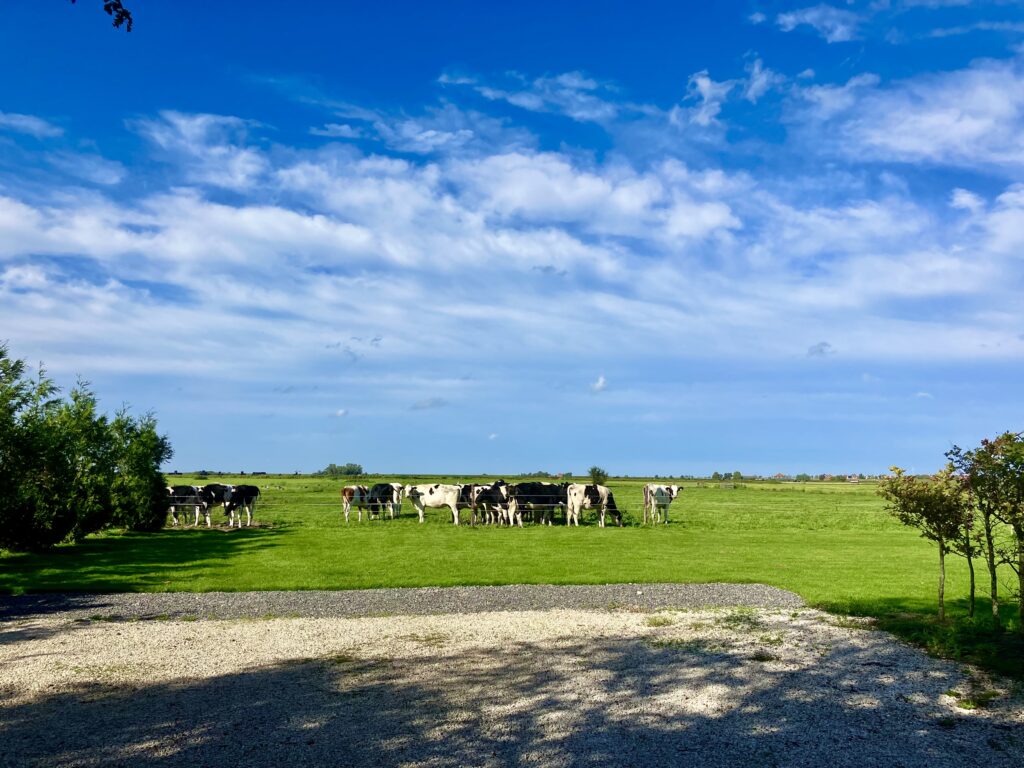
[166,483,261,528]
[165,480,684,529]
[341,481,683,527]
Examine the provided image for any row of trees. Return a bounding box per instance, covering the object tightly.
[315,463,365,477]
[0,346,171,551]
[878,432,1024,631]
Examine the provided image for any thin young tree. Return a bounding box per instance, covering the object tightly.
[987,432,1024,631]
[878,466,974,622]
[948,441,1004,627]
[588,466,609,486]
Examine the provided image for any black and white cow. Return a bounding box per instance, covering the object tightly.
[367,483,401,520]
[506,482,569,526]
[468,480,511,525]
[201,483,233,518]
[224,484,260,527]
[566,483,621,527]
[643,484,681,524]
[404,483,463,524]
[167,485,210,527]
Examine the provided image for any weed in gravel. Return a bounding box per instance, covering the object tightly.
[751,649,778,662]
[948,689,1002,710]
[718,607,762,632]
[401,632,448,649]
[937,717,957,729]
[648,637,720,654]
[833,616,875,630]
[646,615,675,627]
[87,614,120,622]
[758,633,785,646]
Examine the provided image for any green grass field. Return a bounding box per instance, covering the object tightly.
[2,475,1021,677]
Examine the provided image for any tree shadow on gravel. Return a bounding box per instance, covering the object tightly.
[0,526,285,598]
[1,633,1020,768]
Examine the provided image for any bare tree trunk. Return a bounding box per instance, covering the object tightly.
[966,549,976,618]
[983,508,1000,628]
[938,539,946,622]
[1016,524,1024,633]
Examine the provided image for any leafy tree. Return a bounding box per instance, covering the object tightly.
[108,410,173,531]
[588,466,609,486]
[731,471,742,481]
[795,473,812,482]
[878,466,974,621]
[317,462,364,477]
[69,0,133,32]
[948,440,1008,627]
[0,345,170,550]
[710,471,722,481]
[962,432,1024,631]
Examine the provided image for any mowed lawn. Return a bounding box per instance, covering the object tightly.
[0,476,977,617]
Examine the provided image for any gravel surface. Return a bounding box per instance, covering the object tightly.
[1,605,1022,767]
[0,583,804,621]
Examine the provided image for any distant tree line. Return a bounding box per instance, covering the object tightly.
[879,432,1024,633]
[316,463,364,477]
[0,345,170,551]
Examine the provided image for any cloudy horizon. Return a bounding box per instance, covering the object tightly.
[2,1,1023,475]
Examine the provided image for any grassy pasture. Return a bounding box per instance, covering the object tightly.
[2,475,1021,677]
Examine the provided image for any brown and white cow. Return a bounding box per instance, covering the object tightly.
[341,485,370,523]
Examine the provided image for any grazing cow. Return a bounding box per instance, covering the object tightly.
[367,483,401,520]
[643,484,681,524]
[225,484,260,527]
[167,485,209,527]
[404,483,463,524]
[506,482,569,526]
[341,485,370,523]
[566,483,622,527]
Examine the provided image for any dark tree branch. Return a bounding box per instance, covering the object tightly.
[69,0,134,32]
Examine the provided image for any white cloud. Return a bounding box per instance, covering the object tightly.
[488,432,498,440]
[334,408,348,417]
[950,188,984,212]
[792,57,1024,170]
[591,375,607,392]
[47,152,126,185]
[310,123,362,139]
[684,70,737,126]
[133,110,267,190]
[0,112,63,139]
[749,12,767,24]
[777,5,863,42]
[743,58,785,103]
[444,70,631,124]
[914,391,933,399]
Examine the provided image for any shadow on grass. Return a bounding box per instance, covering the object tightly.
[0,525,285,597]
[1,636,1018,767]
[819,596,1024,681]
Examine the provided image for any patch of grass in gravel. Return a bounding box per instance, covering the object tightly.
[645,615,675,627]
[946,688,1003,710]
[750,649,778,662]
[401,631,448,649]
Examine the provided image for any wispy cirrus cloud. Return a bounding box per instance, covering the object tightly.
[777,4,863,42]
[0,111,63,139]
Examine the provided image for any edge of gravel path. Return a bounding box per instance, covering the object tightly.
[0,583,803,621]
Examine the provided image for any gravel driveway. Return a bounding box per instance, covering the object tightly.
[1,585,1021,767]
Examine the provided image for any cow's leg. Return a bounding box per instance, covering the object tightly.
[192,505,200,527]
[417,503,425,524]
[343,500,350,524]
[205,507,211,528]
[450,503,460,526]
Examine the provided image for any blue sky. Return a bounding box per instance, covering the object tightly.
[2,0,1023,475]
